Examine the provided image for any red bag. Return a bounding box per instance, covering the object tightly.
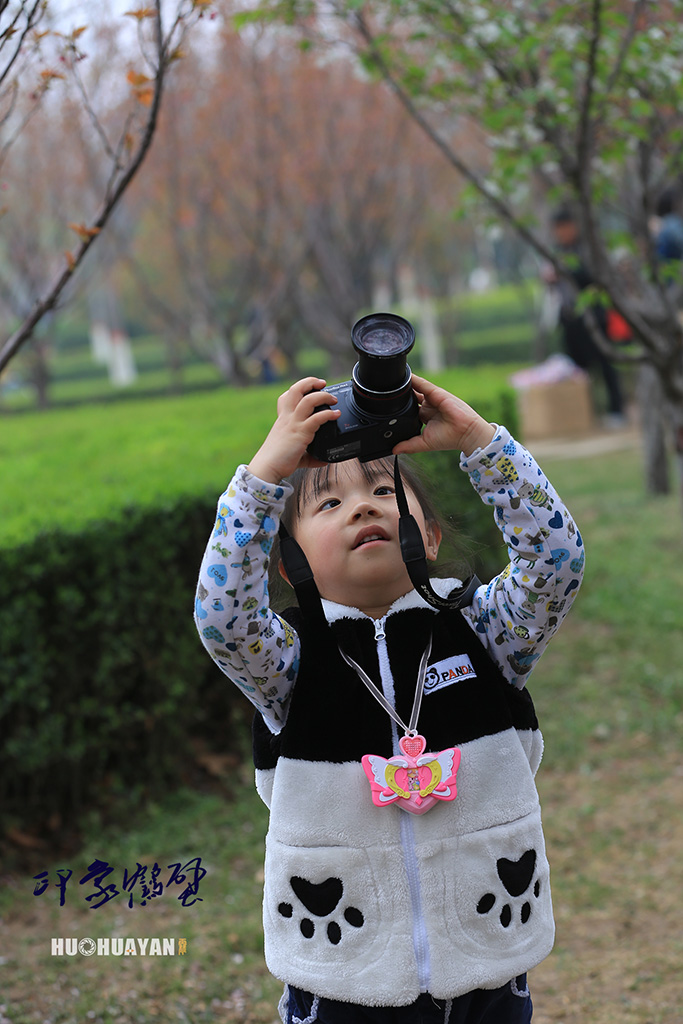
[606,309,632,342]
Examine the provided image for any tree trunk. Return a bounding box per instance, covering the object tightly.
[669,376,683,516]
[26,337,52,410]
[637,363,670,494]
[166,330,185,395]
[534,288,560,363]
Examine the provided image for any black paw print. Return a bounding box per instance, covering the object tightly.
[277,876,364,945]
[477,849,541,928]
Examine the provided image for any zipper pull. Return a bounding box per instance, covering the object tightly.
[374,616,387,641]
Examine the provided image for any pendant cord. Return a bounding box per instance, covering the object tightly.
[338,632,433,737]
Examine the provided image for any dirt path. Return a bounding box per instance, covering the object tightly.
[526,424,641,462]
[531,748,683,1023]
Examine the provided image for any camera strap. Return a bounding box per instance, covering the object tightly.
[277,525,328,628]
[393,456,480,611]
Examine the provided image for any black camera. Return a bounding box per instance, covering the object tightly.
[307,312,422,463]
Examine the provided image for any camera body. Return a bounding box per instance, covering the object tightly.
[307,312,422,464]
[307,376,422,463]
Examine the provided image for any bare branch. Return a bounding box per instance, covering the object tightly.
[0,87,45,173]
[598,0,648,111]
[573,1,618,299]
[0,1,44,86]
[102,110,137,203]
[575,0,600,191]
[0,2,50,168]
[350,10,559,268]
[68,49,119,166]
[0,0,181,373]
[0,73,17,128]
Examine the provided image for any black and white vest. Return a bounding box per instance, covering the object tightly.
[252,594,554,1006]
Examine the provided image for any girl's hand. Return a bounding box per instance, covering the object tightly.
[247,378,340,483]
[392,373,496,457]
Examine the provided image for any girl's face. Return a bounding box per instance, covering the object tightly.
[285,461,441,620]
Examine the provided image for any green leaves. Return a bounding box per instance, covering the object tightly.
[254,0,683,218]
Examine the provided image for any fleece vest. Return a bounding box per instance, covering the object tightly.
[252,602,554,1006]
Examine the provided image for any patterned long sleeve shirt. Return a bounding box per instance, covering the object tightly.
[194,426,584,732]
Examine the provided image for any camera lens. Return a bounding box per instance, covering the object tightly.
[357,327,409,356]
[351,313,415,396]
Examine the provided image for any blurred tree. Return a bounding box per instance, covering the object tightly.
[116,27,307,385]
[0,0,215,391]
[119,17,467,381]
[286,54,448,364]
[249,0,683,507]
[0,116,60,406]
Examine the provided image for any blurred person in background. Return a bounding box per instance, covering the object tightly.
[543,206,626,428]
[653,184,683,262]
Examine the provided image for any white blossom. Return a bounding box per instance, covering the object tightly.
[482,177,503,198]
[510,184,531,204]
[554,25,581,49]
[521,123,544,144]
[657,55,683,84]
[470,5,491,23]
[474,22,501,44]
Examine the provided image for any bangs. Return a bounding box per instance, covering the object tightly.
[294,457,395,519]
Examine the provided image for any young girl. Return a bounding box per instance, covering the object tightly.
[195,374,584,1024]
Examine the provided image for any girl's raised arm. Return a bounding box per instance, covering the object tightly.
[459,427,584,686]
[194,377,340,732]
[396,374,584,685]
[194,466,297,732]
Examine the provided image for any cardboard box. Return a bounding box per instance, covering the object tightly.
[517,374,595,441]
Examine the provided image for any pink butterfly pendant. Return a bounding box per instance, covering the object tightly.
[361,734,461,815]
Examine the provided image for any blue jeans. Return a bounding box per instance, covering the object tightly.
[282,975,533,1024]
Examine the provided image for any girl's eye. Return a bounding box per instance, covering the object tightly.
[374,485,394,496]
[319,497,340,511]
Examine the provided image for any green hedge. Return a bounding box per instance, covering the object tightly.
[0,494,255,834]
[0,380,518,835]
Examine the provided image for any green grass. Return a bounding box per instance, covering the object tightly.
[0,363,521,547]
[527,448,683,770]
[0,385,277,547]
[0,782,281,1024]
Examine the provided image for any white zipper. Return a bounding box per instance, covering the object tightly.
[373,616,431,992]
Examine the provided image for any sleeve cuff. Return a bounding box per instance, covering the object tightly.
[232,464,293,510]
[459,423,510,472]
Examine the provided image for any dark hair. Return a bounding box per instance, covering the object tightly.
[281,456,440,534]
[551,204,577,226]
[268,455,469,609]
[655,185,681,218]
